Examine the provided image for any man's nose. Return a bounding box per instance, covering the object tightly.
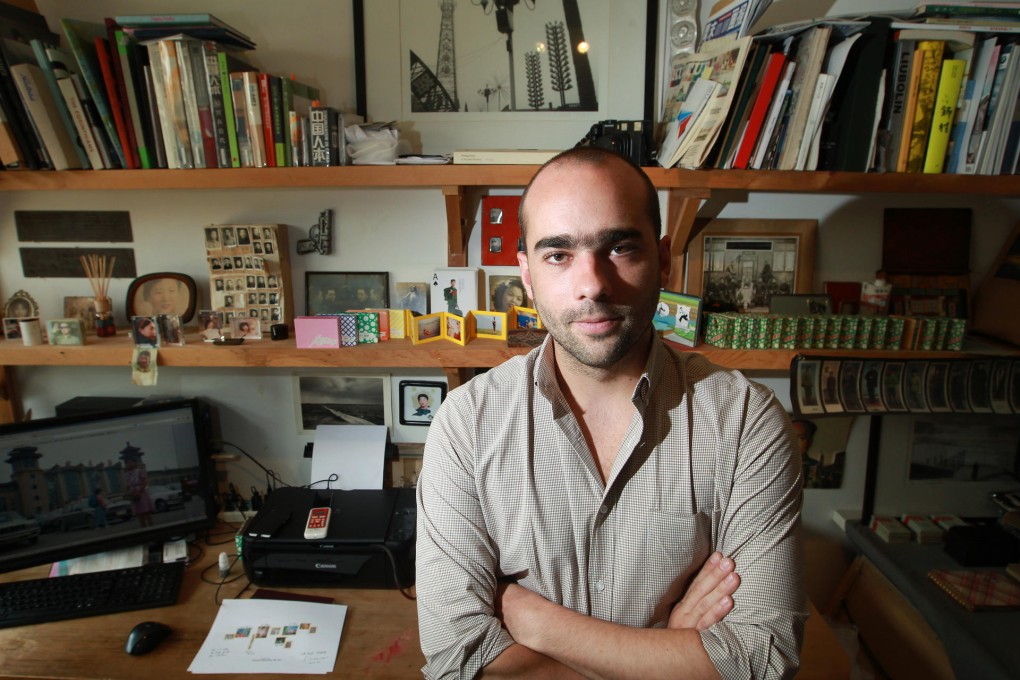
[573,252,613,300]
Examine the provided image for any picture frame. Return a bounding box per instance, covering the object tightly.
[411,313,443,345]
[358,0,653,153]
[838,360,865,413]
[510,305,542,330]
[231,317,263,340]
[157,314,185,346]
[444,313,465,346]
[293,373,392,435]
[653,290,702,347]
[470,310,508,341]
[198,310,225,341]
[131,316,160,347]
[126,273,198,323]
[46,318,84,346]
[63,296,97,335]
[488,274,528,313]
[305,271,389,316]
[820,360,843,414]
[860,360,886,413]
[904,361,930,413]
[431,267,483,317]
[395,281,428,316]
[685,219,818,313]
[398,380,447,426]
[2,318,21,340]
[3,289,38,319]
[794,358,824,415]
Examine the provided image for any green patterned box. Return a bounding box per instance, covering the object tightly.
[945,318,966,350]
[824,315,840,350]
[797,316,814,349]
[732,314,751,349]
[705,313,731,348]
[854,316,873,350]
[780,316,798,349]
[750,314,769,349]
[356,311,380,344]
[884,316,904,350]
[767,315,783,349]
[919,317,938,351]
[840,315,859,349]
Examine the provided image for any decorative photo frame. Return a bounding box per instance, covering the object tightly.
[445,313,465,345]
[3,289,38,319]
[653,290,702,347]
[130,316,159,347]
[395,281,428,316]
[63,296,97,335]
[126,273,198,322]
[198,310,225,341]
[359,0,653,152]
[471,310,508,341]
[157,314,185,346]
[488,274,528,313]
[293,373,392,434]
[398,380,447,426]
[46,318,85,346]
[795,358,824,416]
[411,313,443,345]
[510,305,542,330]
[685,219,818,313]
[231,317,263,340]
[2,318,21,340]
[305,271,389,316]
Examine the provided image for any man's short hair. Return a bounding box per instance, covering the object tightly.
[517,146,661,247]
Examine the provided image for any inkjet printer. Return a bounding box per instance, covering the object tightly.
[240,486,416,589]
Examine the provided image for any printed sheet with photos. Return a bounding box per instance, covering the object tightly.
[204,224,294,330]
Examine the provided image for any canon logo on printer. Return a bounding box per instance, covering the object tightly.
[315,563,338,569]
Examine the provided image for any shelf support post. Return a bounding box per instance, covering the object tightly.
[0,365,23,424]
[664,188,710,292]
[443,185,483,267]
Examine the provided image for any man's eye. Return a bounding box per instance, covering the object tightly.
[611,243,636,255]
[544,252,568,263]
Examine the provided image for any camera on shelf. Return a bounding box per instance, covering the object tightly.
[577,119,653,167]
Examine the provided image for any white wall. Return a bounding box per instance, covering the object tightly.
[6,1,1019,532]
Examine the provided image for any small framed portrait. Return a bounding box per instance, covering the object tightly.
[294,373,391,434]
[2,318,21,340]
[410,313,443,345]
[3,289,38,319]
[881,362,909,412]
[820,360,843,414]
[204,227,221,249]
[488,274,528,313]
[472,310,507,340]
[445,313,465,345]
[131,315,160,347]
[157,314,185,346]
[222,226,237,247]
[398,380,447,426]
[794,358,824,415]
[231,317,262,339]
[396,281,428,315]
[860,360,886,413]
[132,347,158,386]
[46,318,84,345]
[305,271,389,315]
[126,273,197,322]
[839,361,865,413]
[926,361,952,413]
[904,362,930,413]
[198,310,225,341]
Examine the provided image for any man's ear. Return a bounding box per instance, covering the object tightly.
[517,250,535,301]
[658,235,672,288]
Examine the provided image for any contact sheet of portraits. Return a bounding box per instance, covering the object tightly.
[204,224,294,328]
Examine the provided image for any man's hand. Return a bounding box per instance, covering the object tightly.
[668,551,740,631]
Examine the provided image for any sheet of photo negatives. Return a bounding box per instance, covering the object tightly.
[204,225,287,329]
[791,356,1020,417]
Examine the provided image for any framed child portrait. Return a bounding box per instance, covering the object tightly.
[398,380,447,426]
[231,317,263,340]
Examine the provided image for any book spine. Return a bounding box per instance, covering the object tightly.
[201,41,230,169]
[752,61,796,169]
[281,75,294,167]
[269,74,286,167]
[105,20,142,169]
[60,20,126,168]
[71,73,113,169]
[734,52,786,170]
[885,39,917,172]
[906,40,947,173]
[175,39,206,168]
[257,73,276,166]
[157,39,194,168]
[11,62,81,170]
[93,35,135,169]
[924,58,966,173]
[184,40,217,168]
[56,75,104,168]
[288,109,300,166]
[231,72,254,167]
[0,49,41,168]
[217,53,239,167]
[309,105,339,166]
[141,64,166,168]
[242,71,265,167]
[897,52,927,171]
[29,39,89,169]
[145,41,178,169]
[113,30,152,169]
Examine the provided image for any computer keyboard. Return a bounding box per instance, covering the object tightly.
[0,561,185,629]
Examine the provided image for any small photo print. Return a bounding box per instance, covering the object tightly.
[795,359,824,415]
[445,314,463,342]
[413,313,442,344]
[488,274,527,313]
[199,310,225,341]
[860,361,886,413]
[838,361,865,413]
[2,317,21,340]
[399,380,447,426]
[231,317,262,339]
[131,347,157,386]
[157,314,184,345]
[904,362,930,413]
[131,315,159,347]
[948,361,972,413]
[63,296,97,335]
[926,361,952,413]
[473,311,506,339]
[881,362,908,412]
[820,360,843,414]
[47,318,84,345]
[395,281,428,315]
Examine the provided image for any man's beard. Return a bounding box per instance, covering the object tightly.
[533,292,658,370]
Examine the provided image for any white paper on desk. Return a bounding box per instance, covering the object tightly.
[50,544,145,576]
[309,425,387,489]
[188,598,347,674]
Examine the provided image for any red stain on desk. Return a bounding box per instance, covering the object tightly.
[370,631,413,663]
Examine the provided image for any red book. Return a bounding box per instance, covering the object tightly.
[733,50,787,170]
[257,73,276,166]
[104,18,141,168]
[93,35,136,169]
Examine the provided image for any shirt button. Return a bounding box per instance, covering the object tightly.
[595,580,605,592]
[599,504,609,515]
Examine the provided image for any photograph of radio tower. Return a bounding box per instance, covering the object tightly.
[400,0,603,114]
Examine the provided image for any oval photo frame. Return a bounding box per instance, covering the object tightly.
[125,273,198,323]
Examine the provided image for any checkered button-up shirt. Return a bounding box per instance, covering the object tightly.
[417,336,807,679]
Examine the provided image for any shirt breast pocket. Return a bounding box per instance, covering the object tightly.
[646,510,716,579]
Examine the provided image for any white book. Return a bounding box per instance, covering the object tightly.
[242,71,265,167]
[145,41,181,169]
[951,37,998,173]
[795,72,836,171]
[658,78,718,169]
[10,62,82,170]
[752,60,796,169]
[56,76,105,169]
[71,73,113,170]
[864,70,887,172]
[175,38,206,168]
[453,148,561,164]
[965,43,1006,174]
[978,46,1020,174]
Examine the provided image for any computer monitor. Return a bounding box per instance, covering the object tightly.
[0,398,217,574]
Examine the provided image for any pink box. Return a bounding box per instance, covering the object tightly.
[294,316,341,348]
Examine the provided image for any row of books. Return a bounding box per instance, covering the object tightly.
[703,311,967,351]
[660,3,1020,174]
[0,9,339,171]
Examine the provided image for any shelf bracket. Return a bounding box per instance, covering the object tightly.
[665,188,710,292]
[0,365,22,424]
[443,185,483,267]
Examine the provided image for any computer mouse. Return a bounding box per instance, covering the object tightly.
[125,621,172,655]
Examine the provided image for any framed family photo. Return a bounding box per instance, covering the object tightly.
[398,380,447,426]
[306,271,389,315]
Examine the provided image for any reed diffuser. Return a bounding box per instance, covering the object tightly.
[80,253,116,337]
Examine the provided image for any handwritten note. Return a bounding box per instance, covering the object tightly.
[188,598,347,674]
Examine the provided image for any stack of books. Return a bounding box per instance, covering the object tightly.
[703,311,967,351]
[659,1,1020,175]
[0,10,332,171]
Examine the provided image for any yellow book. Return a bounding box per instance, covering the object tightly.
[924,58,965,174]
[897,54,926,172]
[906,40,946,173]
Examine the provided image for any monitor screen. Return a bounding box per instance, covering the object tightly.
[0,399,217,574]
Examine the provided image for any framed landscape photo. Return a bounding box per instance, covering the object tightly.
[359,0,653,153]
[685,219,817,313]
[305,271,389,315]
[126,273,197,322]
[398,380,447,426]
[293,373,392,435]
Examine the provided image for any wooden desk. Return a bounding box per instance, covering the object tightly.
[0,537,846,679]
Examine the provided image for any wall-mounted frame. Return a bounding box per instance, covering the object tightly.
[358,0,653,153]
[126,273,197,323]
[398,380,447,426]
[293,373,392,435]
[305,271,389,316]
[685,219,817,313]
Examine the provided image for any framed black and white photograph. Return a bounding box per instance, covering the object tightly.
[860,361,886,413]
[908,414,1020,482]
[926,361,952,413]
[881,362,909,412]
[305,271,389,316]
[395,281,429,316]
[838,360,865,413]
[398,380,447,426]
[294,373,392,435]
[820,360,843,414]
[795,359,823,415]
[360,0,653,153]
[904,361,930,413]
